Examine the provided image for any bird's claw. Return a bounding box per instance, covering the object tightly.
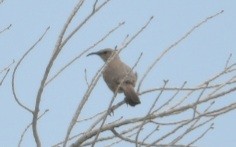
[108,107,114,116]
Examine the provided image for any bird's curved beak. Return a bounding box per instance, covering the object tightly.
[86,51,99,57]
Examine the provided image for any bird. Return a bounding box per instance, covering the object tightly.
[87,48,141,106]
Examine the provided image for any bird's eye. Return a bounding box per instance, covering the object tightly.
[103,51,107,54]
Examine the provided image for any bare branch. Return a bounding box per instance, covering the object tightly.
[32,1,88,146]
[90,53,143,147]
[45,21,125,86]
[157,87,236,120]
[118,16,153,51]
[170,118,214,145]
[66,16,153,147]
[11,27,50,114]
[69,51,143,147]
[112,128,149,146]
[154,81,187,112]
[87,100,125,132]
[192,82,209,118]
[52,0,85,55]
[137,10,224,92]
[59,0,111,51]
[71,117,144,146]
[93,0,99,12]
[141,125,159,144]
[105,131,137,147]
[0,59,15,74]
[85,125,140,147]
[135,80,169,147]
[139,80,236,95]
[21,26,50,146]
[18,109,49,147]
[225,53,232,69]
[170,118,210,145]
[63,55,109,147]
[0,69,10,86]
[204,103,236,117]
[84,69,89,87]
[187,123,214,146]
[2,0,234,145]
[0,24,12,34]
[0,60,14,86]
[169,66,235,110]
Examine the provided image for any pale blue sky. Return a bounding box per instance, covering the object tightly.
[1,0,236,147]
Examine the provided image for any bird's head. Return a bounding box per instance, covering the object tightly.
[87,48,119,62]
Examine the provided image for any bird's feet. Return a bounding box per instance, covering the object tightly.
[107,107,114,116]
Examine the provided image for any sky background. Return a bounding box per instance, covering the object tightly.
[0,0,236,147]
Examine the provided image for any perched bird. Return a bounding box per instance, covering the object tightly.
[87,48,141,106]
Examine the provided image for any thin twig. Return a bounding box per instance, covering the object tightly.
[105,131,137,147]
[137,10,224,92]
[139,79,236,95]
[32,1,86,146]
[45,21,125,86]
[68,16,153,147]
[0,24,12,34]
[192,82,209,118]
[67,57,110,147]
[118,16,153,52]
[70,89,235,147]
[112,128,149,146]
[18,110,49,147]
[93,0,99,12]
[187,123,214,146]
[84,69,89,87]
[0,69,10,86]
[59,0,111,50]
[152,119,186,126]
[141,125,159,144]
[202,63,235,86]
[204,103,236,117]
[135,80,168,147]
[170,117,215,145]
[169,64,235,110]
[154,81,187,113]
[87,100,125,132]
[29,26,51,146]
[52,0,85,55]
[86,16,153,133]
[0,59,15,74]
[90,53,143,147]
[77,110,104,124]
[225,53,232,69]
[11,27,50,114]
[147,119,194,146]
[78,125,140,147]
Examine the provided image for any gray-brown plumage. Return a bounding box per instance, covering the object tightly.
[87,48,141,106]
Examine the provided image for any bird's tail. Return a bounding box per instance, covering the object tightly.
[123,85,141,106]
